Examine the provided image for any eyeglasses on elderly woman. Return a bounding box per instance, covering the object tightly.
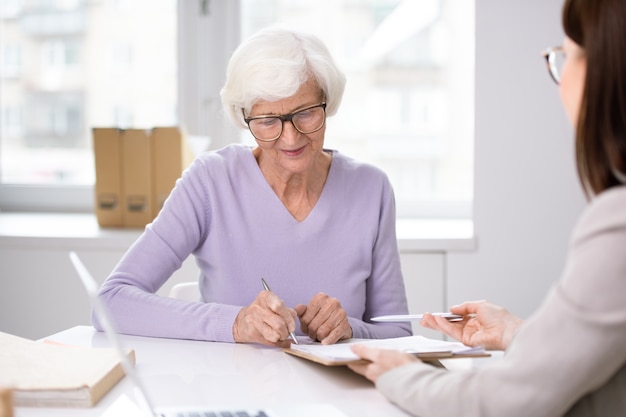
[243,102,327,142]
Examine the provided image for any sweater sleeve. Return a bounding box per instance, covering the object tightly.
[375,188,626,417]
[93,156,241,342]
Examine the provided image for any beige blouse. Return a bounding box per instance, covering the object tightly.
[377,186,626,417]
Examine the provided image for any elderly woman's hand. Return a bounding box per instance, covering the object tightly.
[233,290,297,347]
[295,293,352,344]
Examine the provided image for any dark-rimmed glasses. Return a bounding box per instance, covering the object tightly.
[243,102,327,142]
[542,46,565,85]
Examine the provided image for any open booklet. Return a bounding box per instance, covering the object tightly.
[284,335,489,366]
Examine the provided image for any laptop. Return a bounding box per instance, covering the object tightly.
[69,251,348,417]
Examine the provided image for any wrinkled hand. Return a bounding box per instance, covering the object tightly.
[294,293,352,345]
[233,290,297,347]
[348,345,418,383]
[421,300,524,350]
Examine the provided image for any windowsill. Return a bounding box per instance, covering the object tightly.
[395,218,475,252]
[0,212,475,252]
[0,212,140,250]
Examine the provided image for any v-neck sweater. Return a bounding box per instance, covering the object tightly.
[95,144,412,342]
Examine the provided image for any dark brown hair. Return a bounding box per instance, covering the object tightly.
[563,0,626,197]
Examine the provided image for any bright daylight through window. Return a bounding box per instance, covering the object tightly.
[241,0,475,218]
[0,0,474,218]
[0,0,177,184]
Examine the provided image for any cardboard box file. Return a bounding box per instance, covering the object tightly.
[93,126,194,228]
[150,127,195,218]
[120,129,153,228]
[92,128,123,227]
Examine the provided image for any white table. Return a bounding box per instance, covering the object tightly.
[14,326,501,417]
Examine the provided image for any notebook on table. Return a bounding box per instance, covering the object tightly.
[69,251,348,417]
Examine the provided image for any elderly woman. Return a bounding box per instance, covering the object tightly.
[94,27,412,346]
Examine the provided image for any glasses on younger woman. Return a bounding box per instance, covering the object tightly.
[244,102,327,142]
[542,46,565,85]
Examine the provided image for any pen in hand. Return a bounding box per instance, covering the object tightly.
[261,278,298,344]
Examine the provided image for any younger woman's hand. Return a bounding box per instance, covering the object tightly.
[421,300,523,350]
[348,345,418,382]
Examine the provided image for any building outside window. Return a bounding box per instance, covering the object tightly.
[0,0,177,186]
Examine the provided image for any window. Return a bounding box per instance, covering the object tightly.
[0,0,177,209]
[240,0,475,218]
[1,0,474,219]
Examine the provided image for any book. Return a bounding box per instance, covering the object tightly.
[284,335,489,366]
[92,127,124,227]
[0,332,135,408]
[121,128,153,228]
[0,387,12,417]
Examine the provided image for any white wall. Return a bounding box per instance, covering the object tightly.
[0,242,199,340]
[447,0,586,318]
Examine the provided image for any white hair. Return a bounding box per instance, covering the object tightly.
[220,27,346,129]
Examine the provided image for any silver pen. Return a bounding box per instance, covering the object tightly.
[261,278,298,344]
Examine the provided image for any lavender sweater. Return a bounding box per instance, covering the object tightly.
[95,144,411,342]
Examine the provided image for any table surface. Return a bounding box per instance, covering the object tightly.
[14,326,500,417]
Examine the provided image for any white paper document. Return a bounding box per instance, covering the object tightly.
[288,335,484,362]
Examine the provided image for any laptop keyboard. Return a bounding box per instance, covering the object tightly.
[166,412,270,417]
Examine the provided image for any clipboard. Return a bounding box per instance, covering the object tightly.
[283,347,488,366]
[283,335,490,367]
